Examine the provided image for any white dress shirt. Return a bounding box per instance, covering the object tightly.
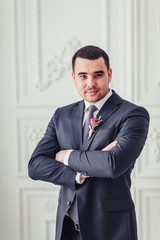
[64,89,112,183]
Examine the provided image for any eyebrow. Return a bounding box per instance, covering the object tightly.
[78,72,87,76]
[93,70,105,74]
[77,70,105,76]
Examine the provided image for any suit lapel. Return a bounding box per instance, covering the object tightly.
[82,91,122,151]
[71,101,84,150]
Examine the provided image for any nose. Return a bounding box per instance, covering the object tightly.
[87,76,96,88]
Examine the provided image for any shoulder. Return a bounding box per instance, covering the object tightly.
[57,100,83,113]
[59,100,83,110]
[52,100,83,119]
[48,100,83,127]
[112,90,150,119]
[121,99,149,119]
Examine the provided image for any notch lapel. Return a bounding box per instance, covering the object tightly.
[82,91,122,151]
[71,101,84,150]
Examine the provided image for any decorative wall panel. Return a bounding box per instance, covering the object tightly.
[136,188,160,240]
[17,117,49,176]
[19,188,59,240]
[15,0,107,107]
[134,0,160,106]
[107,0,133,101]
[135,114,160,177]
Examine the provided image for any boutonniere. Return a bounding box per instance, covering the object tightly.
[88,116,102,139]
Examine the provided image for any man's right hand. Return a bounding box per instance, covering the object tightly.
[80,174,90,180]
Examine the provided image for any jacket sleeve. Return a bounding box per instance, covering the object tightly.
[68,107,150,179]
[28,109,76,190]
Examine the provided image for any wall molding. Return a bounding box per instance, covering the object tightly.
[134,0,160,106]
[149,127,160,164]
[17,117,48,177]
[136,187,160,240]
[19,188,59,240]
[15,0,82,106]
[36,37,81,91]
[134,119,160,178]
[43,219,55,240]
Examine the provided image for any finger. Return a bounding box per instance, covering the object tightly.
[55,152,61,161]
[80,174,90,179]
[107,141,118,150]
[102,141,118,151]
[102,143,113,151]
[109,141,117,148]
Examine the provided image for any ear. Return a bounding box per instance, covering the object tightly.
[108,68,112,83]
[72,72,76,84]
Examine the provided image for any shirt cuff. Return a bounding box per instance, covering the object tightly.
[63,150,73,166]
[75,172,85,184]
[63,150,85,184]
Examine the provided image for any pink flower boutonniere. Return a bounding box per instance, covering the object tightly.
[88,116,102,139]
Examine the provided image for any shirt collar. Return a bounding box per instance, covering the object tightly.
[84,89,112,112]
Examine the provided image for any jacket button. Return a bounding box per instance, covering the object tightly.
[67,201,71,206]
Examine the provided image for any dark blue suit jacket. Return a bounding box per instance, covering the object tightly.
[28,91,149,240]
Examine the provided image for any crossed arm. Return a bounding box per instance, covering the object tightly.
[55,141,118,180]
[28,107,149,189]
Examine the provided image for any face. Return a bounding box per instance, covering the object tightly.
[72,57,112,104]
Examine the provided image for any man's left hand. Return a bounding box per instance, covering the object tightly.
[102,141,118,151]
[55,150,71,163]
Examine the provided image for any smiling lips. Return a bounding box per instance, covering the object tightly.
[86,89,99,95]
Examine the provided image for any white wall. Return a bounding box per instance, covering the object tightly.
[0,0,160,239]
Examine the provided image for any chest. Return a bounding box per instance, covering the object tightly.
[56,114,120,150]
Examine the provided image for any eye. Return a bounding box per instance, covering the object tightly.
[79,74,87,79]
[94,73,103,78]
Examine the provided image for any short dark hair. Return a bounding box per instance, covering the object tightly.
[72,45,110,72]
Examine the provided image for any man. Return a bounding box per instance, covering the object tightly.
[28,46,149,240]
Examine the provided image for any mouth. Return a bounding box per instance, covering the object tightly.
[86,90,99,96]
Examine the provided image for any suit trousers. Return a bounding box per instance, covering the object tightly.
[60,216,82,240]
